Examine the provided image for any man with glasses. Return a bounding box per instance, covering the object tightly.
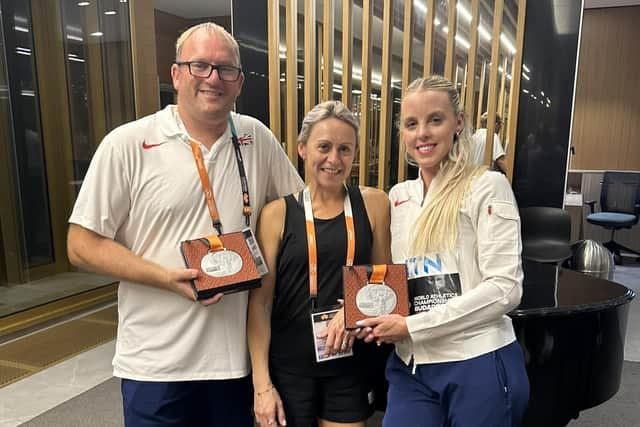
[67,22,303,426]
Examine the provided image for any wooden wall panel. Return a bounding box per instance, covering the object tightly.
[305,0,317,115]
[423,0,435,76]
[398,0,414,182]
[285,0,299,167]
[358,0,372,185]
[154,10,189,85]
[267,0,281,140]
[322,0,334,102]
[341,0,353,108]
[571,6,640,172]
[130,0,160,118]
[505,0,527,182]
[444,0,457,81]
[465,0,479,128]
[483,0,503,167]
[377,0,393,189]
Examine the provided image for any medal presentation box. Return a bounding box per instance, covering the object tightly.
[342,264,409,329]
[180,230,265,299]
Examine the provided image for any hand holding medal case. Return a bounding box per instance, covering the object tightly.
[342,264,409,329]
[180,230,266,299]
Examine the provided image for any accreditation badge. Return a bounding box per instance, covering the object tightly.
[310,306,353,363]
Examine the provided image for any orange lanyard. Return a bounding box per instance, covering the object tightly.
[190,117,251,234]
[302,185,355,306]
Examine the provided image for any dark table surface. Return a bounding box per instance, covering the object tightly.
[511,261,635,316]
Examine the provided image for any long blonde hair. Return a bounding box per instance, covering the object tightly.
[404,76,485,255]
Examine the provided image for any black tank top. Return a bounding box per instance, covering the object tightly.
[270,185,373,377]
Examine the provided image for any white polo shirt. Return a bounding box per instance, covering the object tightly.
[69,105,303,381]
[389,170,523,364]
[471,128,506,166]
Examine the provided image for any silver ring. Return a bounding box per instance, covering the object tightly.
[341,336,349,349]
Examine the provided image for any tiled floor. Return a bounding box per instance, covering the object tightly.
[0,263,638,426]
[0,340,114,426]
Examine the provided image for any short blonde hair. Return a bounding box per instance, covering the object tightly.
[297,101,360,149]
[175,22,241,67]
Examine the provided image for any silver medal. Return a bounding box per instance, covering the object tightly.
[355,283,397,316]
[201,250,243,277]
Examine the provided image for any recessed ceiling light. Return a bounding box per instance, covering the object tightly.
[78,1,90,6]
[104,10,116,15]
[90,31,103,37]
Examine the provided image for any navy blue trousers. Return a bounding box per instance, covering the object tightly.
[121,376,253,427]
[383,341,529,427]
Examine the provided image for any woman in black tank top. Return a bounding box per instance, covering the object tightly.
[248,101,391,427]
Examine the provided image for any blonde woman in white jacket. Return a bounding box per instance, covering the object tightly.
[357,76,529,426]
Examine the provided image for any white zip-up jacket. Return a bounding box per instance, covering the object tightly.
[389,170,523,365]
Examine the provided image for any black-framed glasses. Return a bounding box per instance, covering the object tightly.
[174,61,242,82]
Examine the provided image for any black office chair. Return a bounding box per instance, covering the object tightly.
[585,171,640,264]
[520,207,572,263]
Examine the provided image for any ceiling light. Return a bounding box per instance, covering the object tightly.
[90,31,103,37]
[104,10,116,15]
[78,1,90,6]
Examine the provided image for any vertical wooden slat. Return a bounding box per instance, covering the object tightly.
[377,0,393,190]
[483,0,504,167]
[461,63,468,105]
[465,0,480,121]
[304,0,317,115]
[341,0,353,108]
[322,0,334,102]
[505,0,527,182]
[454,63,459,87]
[129,0,159,118]
[444,0,457,80]
[476,61,486,129]
[498,56,508,123]
[285,0,298,167]
[500,59,512,143]
[359,0,373,185]
[267,0,281,140]
[398,0,414,183]
[423,0,435,76]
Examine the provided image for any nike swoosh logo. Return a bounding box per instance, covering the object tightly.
[394,199,410,207]
[142,141,166,149]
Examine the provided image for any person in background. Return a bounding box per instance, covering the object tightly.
[67,22,303,426]
[357,76,529,427]
[248,101,391,427]
[471,111,507,173]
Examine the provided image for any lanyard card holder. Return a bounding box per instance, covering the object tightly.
[310,304,353,362]
[180,229,267,300]
[342,264,410,330]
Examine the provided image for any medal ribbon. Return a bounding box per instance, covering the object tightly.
[190,116,252,235]
[303,185,355,306]
[369,264,387,284]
